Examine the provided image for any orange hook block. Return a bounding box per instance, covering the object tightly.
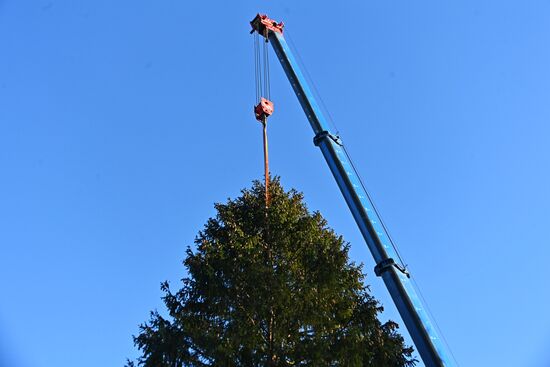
[254,97,274,122]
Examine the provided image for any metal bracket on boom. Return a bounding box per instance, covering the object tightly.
[313,131,343,147]
[254,97,274,122]
[250,14,284,36]
[374,258,410,278]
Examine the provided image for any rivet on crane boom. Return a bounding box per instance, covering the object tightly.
[249,13,455,367]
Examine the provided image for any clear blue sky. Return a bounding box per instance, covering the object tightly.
[1,1,549,366]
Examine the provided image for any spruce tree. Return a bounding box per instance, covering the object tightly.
[128,178,416,366]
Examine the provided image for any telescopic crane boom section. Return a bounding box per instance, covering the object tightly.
[250,13,454,367]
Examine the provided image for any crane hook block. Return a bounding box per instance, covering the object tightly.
[254,97,274,122]
[250,14,284,36]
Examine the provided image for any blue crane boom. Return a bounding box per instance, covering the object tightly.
[250,14,455,367]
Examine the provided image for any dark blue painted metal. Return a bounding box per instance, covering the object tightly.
[266,29,455,367]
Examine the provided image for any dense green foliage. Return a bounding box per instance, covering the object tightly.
[129,178,415,366]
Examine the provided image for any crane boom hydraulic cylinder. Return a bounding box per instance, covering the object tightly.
[250,14,455,367]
